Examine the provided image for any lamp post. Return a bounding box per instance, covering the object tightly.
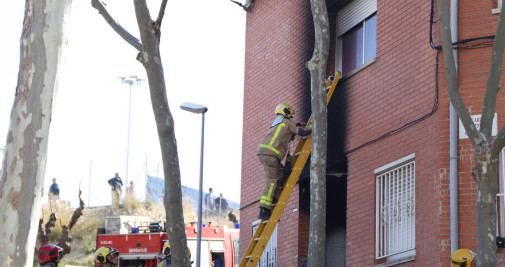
[180,102,208,267]
[119,75,144,187]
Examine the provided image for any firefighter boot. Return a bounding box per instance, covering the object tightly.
[258,207,271,220]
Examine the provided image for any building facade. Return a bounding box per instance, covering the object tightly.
[240,0,505,266]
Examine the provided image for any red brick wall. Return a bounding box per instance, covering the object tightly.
[241,0,505,266]
[240,0,313,265]
[339,0,442,265]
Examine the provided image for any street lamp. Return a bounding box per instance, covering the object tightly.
[119,75,144,187]
[180,102,208,267]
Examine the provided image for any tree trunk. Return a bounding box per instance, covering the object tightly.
[475,153,498,266]
[306,0,330,266]
[437,0,505,265]
[0,0,72,266]
[91,0,189,264]
[132,1,190,266]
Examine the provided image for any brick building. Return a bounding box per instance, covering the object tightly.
[239,0,505,266]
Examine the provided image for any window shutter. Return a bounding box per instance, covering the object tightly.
[337,0,377,36]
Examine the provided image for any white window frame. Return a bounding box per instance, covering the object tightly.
[252,220,277,266]
[336,0,377,77]
[493,0,502,14]
[375,154,416,263]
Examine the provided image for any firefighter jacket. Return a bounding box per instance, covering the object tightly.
[257,116,312,160]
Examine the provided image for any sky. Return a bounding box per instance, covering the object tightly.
[0,1,245,207]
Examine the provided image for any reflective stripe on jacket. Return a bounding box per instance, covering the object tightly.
[257,117,305,159]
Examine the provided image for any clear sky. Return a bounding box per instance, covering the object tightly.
[0,1,245,207]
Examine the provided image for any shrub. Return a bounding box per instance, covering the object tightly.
[145,200,155,210]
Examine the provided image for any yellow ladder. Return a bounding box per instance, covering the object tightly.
[239,72,342,267]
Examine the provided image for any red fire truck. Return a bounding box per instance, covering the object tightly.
[96,216,239,267]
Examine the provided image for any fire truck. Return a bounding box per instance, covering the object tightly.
[96,215,239,267]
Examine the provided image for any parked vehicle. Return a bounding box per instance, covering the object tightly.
[96,216,239,267]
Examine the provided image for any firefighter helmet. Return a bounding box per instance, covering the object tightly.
[158,241,192,260]
[38,244,63,264]
[451,248,475,267]
[275,104,294,119]
[95,246,119,264]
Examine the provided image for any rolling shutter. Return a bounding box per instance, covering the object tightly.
[337,0,377,36]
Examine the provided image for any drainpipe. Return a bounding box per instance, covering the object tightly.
[450,0,459,254]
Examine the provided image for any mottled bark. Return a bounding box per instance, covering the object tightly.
[438,0,505,265]
[0,0,72,266]
[92,0,190,265]
[306,0,330,266]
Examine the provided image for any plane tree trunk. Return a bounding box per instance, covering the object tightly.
[0,0,72,265]
[306,0,330,266]
[437,0,505,265]
[92,0,190,265]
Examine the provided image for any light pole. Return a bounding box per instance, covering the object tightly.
[119,75,144,187]
[180,102,208,267]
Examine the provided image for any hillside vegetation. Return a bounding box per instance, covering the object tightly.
[37,196,240,267]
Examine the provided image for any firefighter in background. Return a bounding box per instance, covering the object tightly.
[451,249,476,267]
[38,243,63,267]
[96,246,120,267]
[108,173,123,206]
[257,103,312,220]
[157,240,192,267]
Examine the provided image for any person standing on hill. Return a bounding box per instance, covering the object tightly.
[108,172,123,206]
[126,181,135,197]
[214,193,228,212]
[48,178,60,207]
[204,187,215,217]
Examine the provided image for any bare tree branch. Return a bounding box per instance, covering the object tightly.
[437,0,479,146]
[68,190,85,230]
[492,124,505,157]
[91,0,144,52]
[156,0,169,26]
[37,217,48,245]
[481,2,505,139]
[134,0,161,57]
[132,1,190,265]
[57,191,85,258]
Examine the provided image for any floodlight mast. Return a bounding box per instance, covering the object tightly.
[180,102,207,267]
[118,75,144,187]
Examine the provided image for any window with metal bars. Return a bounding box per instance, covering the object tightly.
[375,154,416,260]
[252,221,277,266]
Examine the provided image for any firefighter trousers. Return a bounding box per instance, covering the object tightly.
[258,154,284,210]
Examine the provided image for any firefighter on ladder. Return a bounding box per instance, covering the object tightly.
[257,103,312,220]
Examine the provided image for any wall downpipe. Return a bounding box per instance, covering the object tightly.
[449,0,459,254]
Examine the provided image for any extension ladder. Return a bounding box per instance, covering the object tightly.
[239,72,342,267]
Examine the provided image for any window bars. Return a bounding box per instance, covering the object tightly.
[252,222,277,266]
[376,160,416,259]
